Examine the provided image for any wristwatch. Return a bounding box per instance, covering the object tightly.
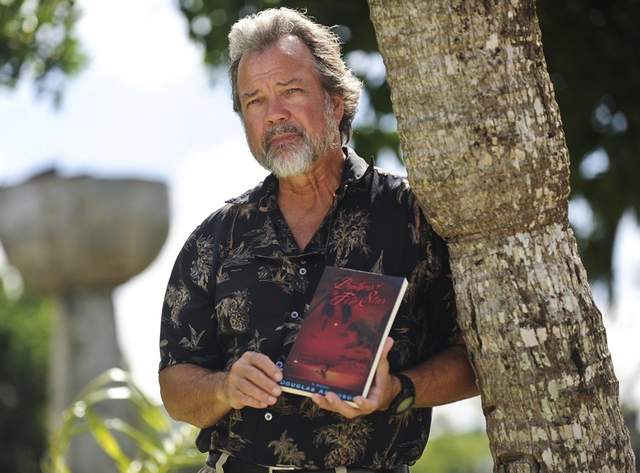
[388,373,415,415]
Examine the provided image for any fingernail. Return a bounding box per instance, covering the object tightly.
[274,372,283,381]
[272,387,281,396]
[269,396,277,404]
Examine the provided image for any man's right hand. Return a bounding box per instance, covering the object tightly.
[221,351,283,409]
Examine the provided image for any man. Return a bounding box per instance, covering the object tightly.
[159,7,478,473]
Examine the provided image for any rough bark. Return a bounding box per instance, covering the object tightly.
[367,1,635,471]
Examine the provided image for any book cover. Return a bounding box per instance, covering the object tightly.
[279,266,408,406]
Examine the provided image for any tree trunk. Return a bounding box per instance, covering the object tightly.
[367,1,635,471]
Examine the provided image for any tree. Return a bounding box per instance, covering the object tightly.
[0,0,85,103]
[0,284,52,473]
[367,0,635,471]
[176,0,640,293]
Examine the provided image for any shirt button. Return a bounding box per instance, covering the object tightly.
[299,267,307,276]
[276,360,284,369]
[264,412,273,421]
[291,311,299,319]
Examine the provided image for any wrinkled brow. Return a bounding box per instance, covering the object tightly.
[241,78,303,99]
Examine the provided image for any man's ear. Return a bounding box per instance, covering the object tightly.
[332,94,345,124]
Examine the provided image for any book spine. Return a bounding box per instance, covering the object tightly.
[361,278,409,398]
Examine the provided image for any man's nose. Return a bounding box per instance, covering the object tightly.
[265,98,290,125]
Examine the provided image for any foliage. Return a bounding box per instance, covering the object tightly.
[0,0,86,103]
[175,0,640,294]
[623,406,640,471]
[1,0,637,288]
[538,0,640,294]
[46,368,205,473]
[0,284,52,473]
[414,431,491,473]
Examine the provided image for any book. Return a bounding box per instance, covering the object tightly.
[279,266,408,407]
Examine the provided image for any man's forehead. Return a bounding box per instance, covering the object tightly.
[237,35,316,87]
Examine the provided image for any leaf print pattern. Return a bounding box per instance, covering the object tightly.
[370,451,398,470]
[224,339,244,371]
[164,282,190,327]
[246,329,267,352]
[217,242,253,284]
[257,257,307,294]
[300,397,324,419]
[179,324,206,351]
[159,150,459,469]
[215,289,252,333]
[268,431,306,466]
[190,235,215,290]
[275,321,301,347]
[226,431,251,453]
[273,394,297,416]
[313,418,373,466]
[329,208,371,266]
[246,216,280,249]
[369,250,384,274]
[159,339,176,367]
[237,202,257,220]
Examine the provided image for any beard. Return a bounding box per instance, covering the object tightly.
[253,96,340,178]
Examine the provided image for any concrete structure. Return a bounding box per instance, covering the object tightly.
[0,171,169,472]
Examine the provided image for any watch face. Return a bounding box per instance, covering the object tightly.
[395,395,415,414]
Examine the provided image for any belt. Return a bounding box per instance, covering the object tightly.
[206,452,409,473]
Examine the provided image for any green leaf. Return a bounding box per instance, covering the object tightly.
[85,409,132,471]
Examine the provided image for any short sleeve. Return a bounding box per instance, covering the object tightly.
[159,223,223,372]
[404,189,460,360]
[422,231,459,355]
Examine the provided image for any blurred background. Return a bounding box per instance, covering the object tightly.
[0,0,639,472]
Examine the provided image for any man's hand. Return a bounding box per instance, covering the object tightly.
[221,351,283,409]
[311,337,399,419]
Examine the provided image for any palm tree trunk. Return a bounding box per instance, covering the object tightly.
[367,0,635,471]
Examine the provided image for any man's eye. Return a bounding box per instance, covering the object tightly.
[246,98,261,107]
[286,88,302,95]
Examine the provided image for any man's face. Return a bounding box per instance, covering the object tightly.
[237,35,344,177]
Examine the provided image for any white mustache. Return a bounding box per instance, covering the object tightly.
[263,124,304,149]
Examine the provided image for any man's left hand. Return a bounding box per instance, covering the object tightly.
[311,337,400,419]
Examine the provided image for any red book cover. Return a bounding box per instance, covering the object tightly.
[279,266,407,406]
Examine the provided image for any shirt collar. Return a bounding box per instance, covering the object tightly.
[225,147,371,207]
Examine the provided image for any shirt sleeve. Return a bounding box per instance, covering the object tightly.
[159,221,223,372]
[405,189,460,360]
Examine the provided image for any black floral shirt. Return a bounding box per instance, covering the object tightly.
[159,149,459,469]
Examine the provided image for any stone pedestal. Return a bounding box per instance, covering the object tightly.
[0,172,169,473]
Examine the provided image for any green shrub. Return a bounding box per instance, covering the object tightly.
[46,368,206,473]
[0,287,52,473]
[414,430,492,473]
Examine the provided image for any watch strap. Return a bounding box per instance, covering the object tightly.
[388,373,415,415]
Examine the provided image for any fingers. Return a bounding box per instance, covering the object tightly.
[313,337,397,418]
[380,337,394,366]
[224,352,283,410]
[225,378,272,409]
[243,351,283,382]
[373,337,393,379]
[312,391,373,419]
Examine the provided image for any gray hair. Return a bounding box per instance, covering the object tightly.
[228,8,362,144]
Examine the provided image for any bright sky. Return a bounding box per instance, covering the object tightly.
[1,0,638,433]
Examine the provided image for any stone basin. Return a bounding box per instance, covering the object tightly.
[0,173,169,293]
